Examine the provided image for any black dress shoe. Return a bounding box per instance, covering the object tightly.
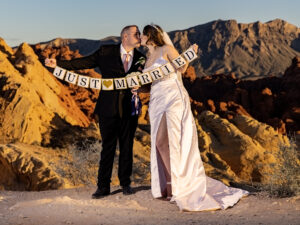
[122,185,135,195]
[92,187,110,199]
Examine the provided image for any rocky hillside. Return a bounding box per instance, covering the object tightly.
[34,19,300,79]
[170,19,300,78]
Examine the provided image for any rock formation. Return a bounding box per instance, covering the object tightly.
[0,39,98,146]
[0,144,64,191]
[196,111,289,184]
[184,56,300,135]
[32,44,101,120]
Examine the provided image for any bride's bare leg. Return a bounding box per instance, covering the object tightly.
[156,113,172,198]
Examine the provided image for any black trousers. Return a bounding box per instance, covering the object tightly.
[97,114,138,188]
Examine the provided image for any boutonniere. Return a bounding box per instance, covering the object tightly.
[135,56,146,66]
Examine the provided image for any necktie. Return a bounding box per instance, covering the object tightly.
[123,53,130,72]
[119,53,130,118]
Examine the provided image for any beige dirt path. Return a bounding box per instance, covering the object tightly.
[0,185,299,225]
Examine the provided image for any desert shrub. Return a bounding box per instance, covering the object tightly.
[68,138,102,185]
[261,135,300,197]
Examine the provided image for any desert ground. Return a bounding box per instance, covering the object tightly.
[0,185,299,225]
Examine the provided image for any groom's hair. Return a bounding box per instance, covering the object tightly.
[121,25,138,39]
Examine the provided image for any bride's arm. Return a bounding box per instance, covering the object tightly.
[165,45,188,73]
[165,44,198,74]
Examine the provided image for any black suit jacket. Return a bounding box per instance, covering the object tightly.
[57,44,145,118]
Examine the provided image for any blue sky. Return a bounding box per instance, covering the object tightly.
[1,0,299,47]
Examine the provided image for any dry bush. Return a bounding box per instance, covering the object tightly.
[68,138,102,186]
[259,135,300,197]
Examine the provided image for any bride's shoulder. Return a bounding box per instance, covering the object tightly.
[163,45,178,56]
[162,44,175,53]
[163,44,174,50]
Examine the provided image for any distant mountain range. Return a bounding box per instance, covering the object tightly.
[37,19,300,79]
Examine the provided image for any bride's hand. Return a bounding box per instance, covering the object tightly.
[192,44,198,54]
[45,58,57,68]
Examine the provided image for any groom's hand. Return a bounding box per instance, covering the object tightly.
[131,87,139,94]
[44,58,57,68]
[137,84,151,93]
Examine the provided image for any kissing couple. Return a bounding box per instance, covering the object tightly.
[45,24,248,211]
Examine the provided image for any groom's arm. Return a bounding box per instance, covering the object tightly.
[57,47,103,70]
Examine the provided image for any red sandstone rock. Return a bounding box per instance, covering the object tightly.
[182,66,197,82]
[184,57,300,134]
[32,44,101,120]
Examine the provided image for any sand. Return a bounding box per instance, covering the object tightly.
[0,185,299,225]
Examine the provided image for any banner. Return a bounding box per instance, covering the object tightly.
[52,46,197,90]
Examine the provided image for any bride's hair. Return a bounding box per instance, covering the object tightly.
[143,24,166,47]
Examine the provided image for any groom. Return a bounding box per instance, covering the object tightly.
[45,25,145,198]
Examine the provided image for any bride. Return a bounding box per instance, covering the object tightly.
[141,24,248,211]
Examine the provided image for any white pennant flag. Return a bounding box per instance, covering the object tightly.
[150,68,164,81]
[160,63,175,75]
[126,75,140,88]
[90,78,101,90]
[183,47,197,62]
[102,79,114,90]
[78,75,90,88]
[53,66,66,80]
[65,71,78,84]
[172,55,187,69]
[114,78,127,89]
[138,72,152,85]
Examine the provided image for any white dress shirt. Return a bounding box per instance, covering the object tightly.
[120,44,134,71]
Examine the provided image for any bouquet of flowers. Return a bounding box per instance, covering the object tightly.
[126,72,142,116]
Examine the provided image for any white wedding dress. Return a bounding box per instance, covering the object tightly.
[143,52,248,211]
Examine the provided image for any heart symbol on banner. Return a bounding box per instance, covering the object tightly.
[103,80,113,88]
